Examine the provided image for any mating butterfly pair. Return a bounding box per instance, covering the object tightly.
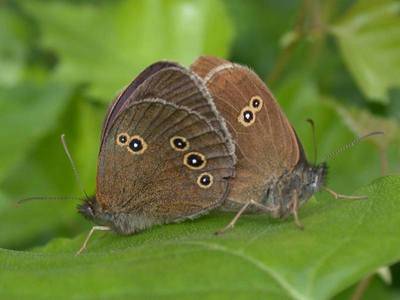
[76,56,363,255]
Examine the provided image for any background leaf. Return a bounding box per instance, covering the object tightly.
[226,0,298,78]
[331,0,400,103]
[0,7,32,86]
[0,82,72,182]
[334,102,400,174]
[20,0,233,100]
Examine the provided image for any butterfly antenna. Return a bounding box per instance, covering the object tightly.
[17,196,82,206]
[306,118,318,164]
[61,134,89,199]
[324,131,384,162]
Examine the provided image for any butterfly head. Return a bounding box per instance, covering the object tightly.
[280,161,326,212]
[77,195,159,235]
[77,197,98,220]
[77,196,112,227]
[305,162,328,194]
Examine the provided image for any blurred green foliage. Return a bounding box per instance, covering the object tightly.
[0,0,399,299]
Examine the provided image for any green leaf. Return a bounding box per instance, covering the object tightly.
[0,7,33,86]
[20,0,233,100]
[0,190,7,211]
[331,0,400,103]
[1,176,399,299]
[335,103,400,148]
[0,82,73,182]
[334,102,400,175]
[225,0,298,78]
[0,195,83,250]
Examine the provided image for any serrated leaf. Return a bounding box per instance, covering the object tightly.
[20,0,233,100]
[331,0,400,103]
[0,176,399,300]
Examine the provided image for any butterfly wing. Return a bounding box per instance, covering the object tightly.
[125,66,235,159]
[190,56,227,78]
[191,56,301,206]
[96,99,235,232]
[101,61,182,148]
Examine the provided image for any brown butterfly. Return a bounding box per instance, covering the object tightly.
[190,56,373,232]
[76,62,236,254]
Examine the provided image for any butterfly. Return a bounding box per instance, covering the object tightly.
[76,61,236,254]
[190,56,373,232]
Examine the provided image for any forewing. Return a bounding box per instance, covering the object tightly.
[126,66,235,158]
[101,61,182,148]
[97,99,235,222]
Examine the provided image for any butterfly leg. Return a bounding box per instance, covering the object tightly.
[76,226,111,256]
[323,186,367,200]
[215,200,277,235]
[291,192,304,230]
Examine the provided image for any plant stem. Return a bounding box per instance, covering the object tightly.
[351,274,373,300]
